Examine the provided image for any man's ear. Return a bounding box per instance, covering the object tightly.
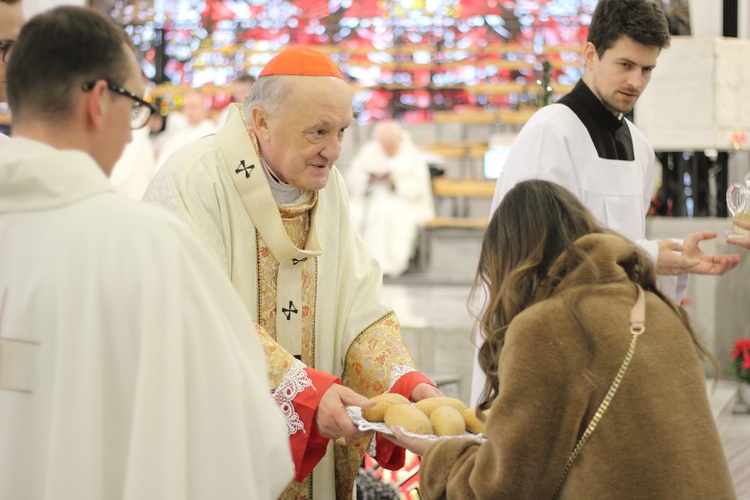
[583,41,598,71]
[251,106,270,140]
[83,80,108,132]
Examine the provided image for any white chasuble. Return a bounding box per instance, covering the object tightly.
[144,105,432,500]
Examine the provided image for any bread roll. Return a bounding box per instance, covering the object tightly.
[384,403,432,435]
[361,393,410,422]
[462,407,487,434]
[415,396,468,417]
[430,406,466,436]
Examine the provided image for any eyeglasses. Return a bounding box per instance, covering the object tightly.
[0,41,13,63]
[82,79,157,129]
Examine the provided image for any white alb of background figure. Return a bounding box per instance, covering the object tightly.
[346,119,435,277]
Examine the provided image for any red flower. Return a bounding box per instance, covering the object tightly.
[731,338,750,381]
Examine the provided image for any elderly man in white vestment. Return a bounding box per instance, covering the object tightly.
[471,0,741,405]
[0,7,292,499]
[216,73,256,127]
[346,119,435,278]
[144,46,442,499]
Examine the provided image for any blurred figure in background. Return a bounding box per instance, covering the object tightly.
[155,89,216,169]
[147,97,179,153]
[346,119,435,277]
[216,73,255,127]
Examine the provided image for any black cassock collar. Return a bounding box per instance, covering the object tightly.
[558,80,635,161]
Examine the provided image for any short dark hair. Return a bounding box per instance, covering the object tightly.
[7,6,133,122]
[587,0,670,58]
[236,73,256,85]
[0,0,22,5]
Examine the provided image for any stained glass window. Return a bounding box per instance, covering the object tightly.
[109,1,671,122]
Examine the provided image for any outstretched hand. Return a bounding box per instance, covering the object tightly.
[656,233,740,276]
[681,231,740,275]
[656,239,698,275]
[315,384,375,442]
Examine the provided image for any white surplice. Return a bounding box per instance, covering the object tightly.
[491,103,659,259]
[0,138,292,500]
[472,90,686,406]
[489,90,685,300]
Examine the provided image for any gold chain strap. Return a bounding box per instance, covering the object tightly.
[552,285,646,499]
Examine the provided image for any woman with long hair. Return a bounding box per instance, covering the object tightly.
[388,180,735,499]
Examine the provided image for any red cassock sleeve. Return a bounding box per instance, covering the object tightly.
[289,367,338,482]
[289,368,435,478]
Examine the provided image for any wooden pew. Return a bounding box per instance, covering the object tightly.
[417,177,496,271]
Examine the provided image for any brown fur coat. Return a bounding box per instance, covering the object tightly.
[419,234,736,499]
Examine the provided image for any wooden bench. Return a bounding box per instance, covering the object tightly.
[423,141,490,178]
[431,177,496,201]
[424,216,489,231]
[424,141,488,161]
[431,177,496,219]
[416,178,496,271]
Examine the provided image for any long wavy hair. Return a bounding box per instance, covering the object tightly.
[471,180,717,414]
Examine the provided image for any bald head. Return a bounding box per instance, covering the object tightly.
[374,120,403,157]
[182,91,209,125]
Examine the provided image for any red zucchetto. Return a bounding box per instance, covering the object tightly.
[259,46,344,80]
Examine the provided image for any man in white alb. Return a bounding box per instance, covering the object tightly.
[0,7,292,499]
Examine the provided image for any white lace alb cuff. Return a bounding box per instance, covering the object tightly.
[273,360,313,436]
